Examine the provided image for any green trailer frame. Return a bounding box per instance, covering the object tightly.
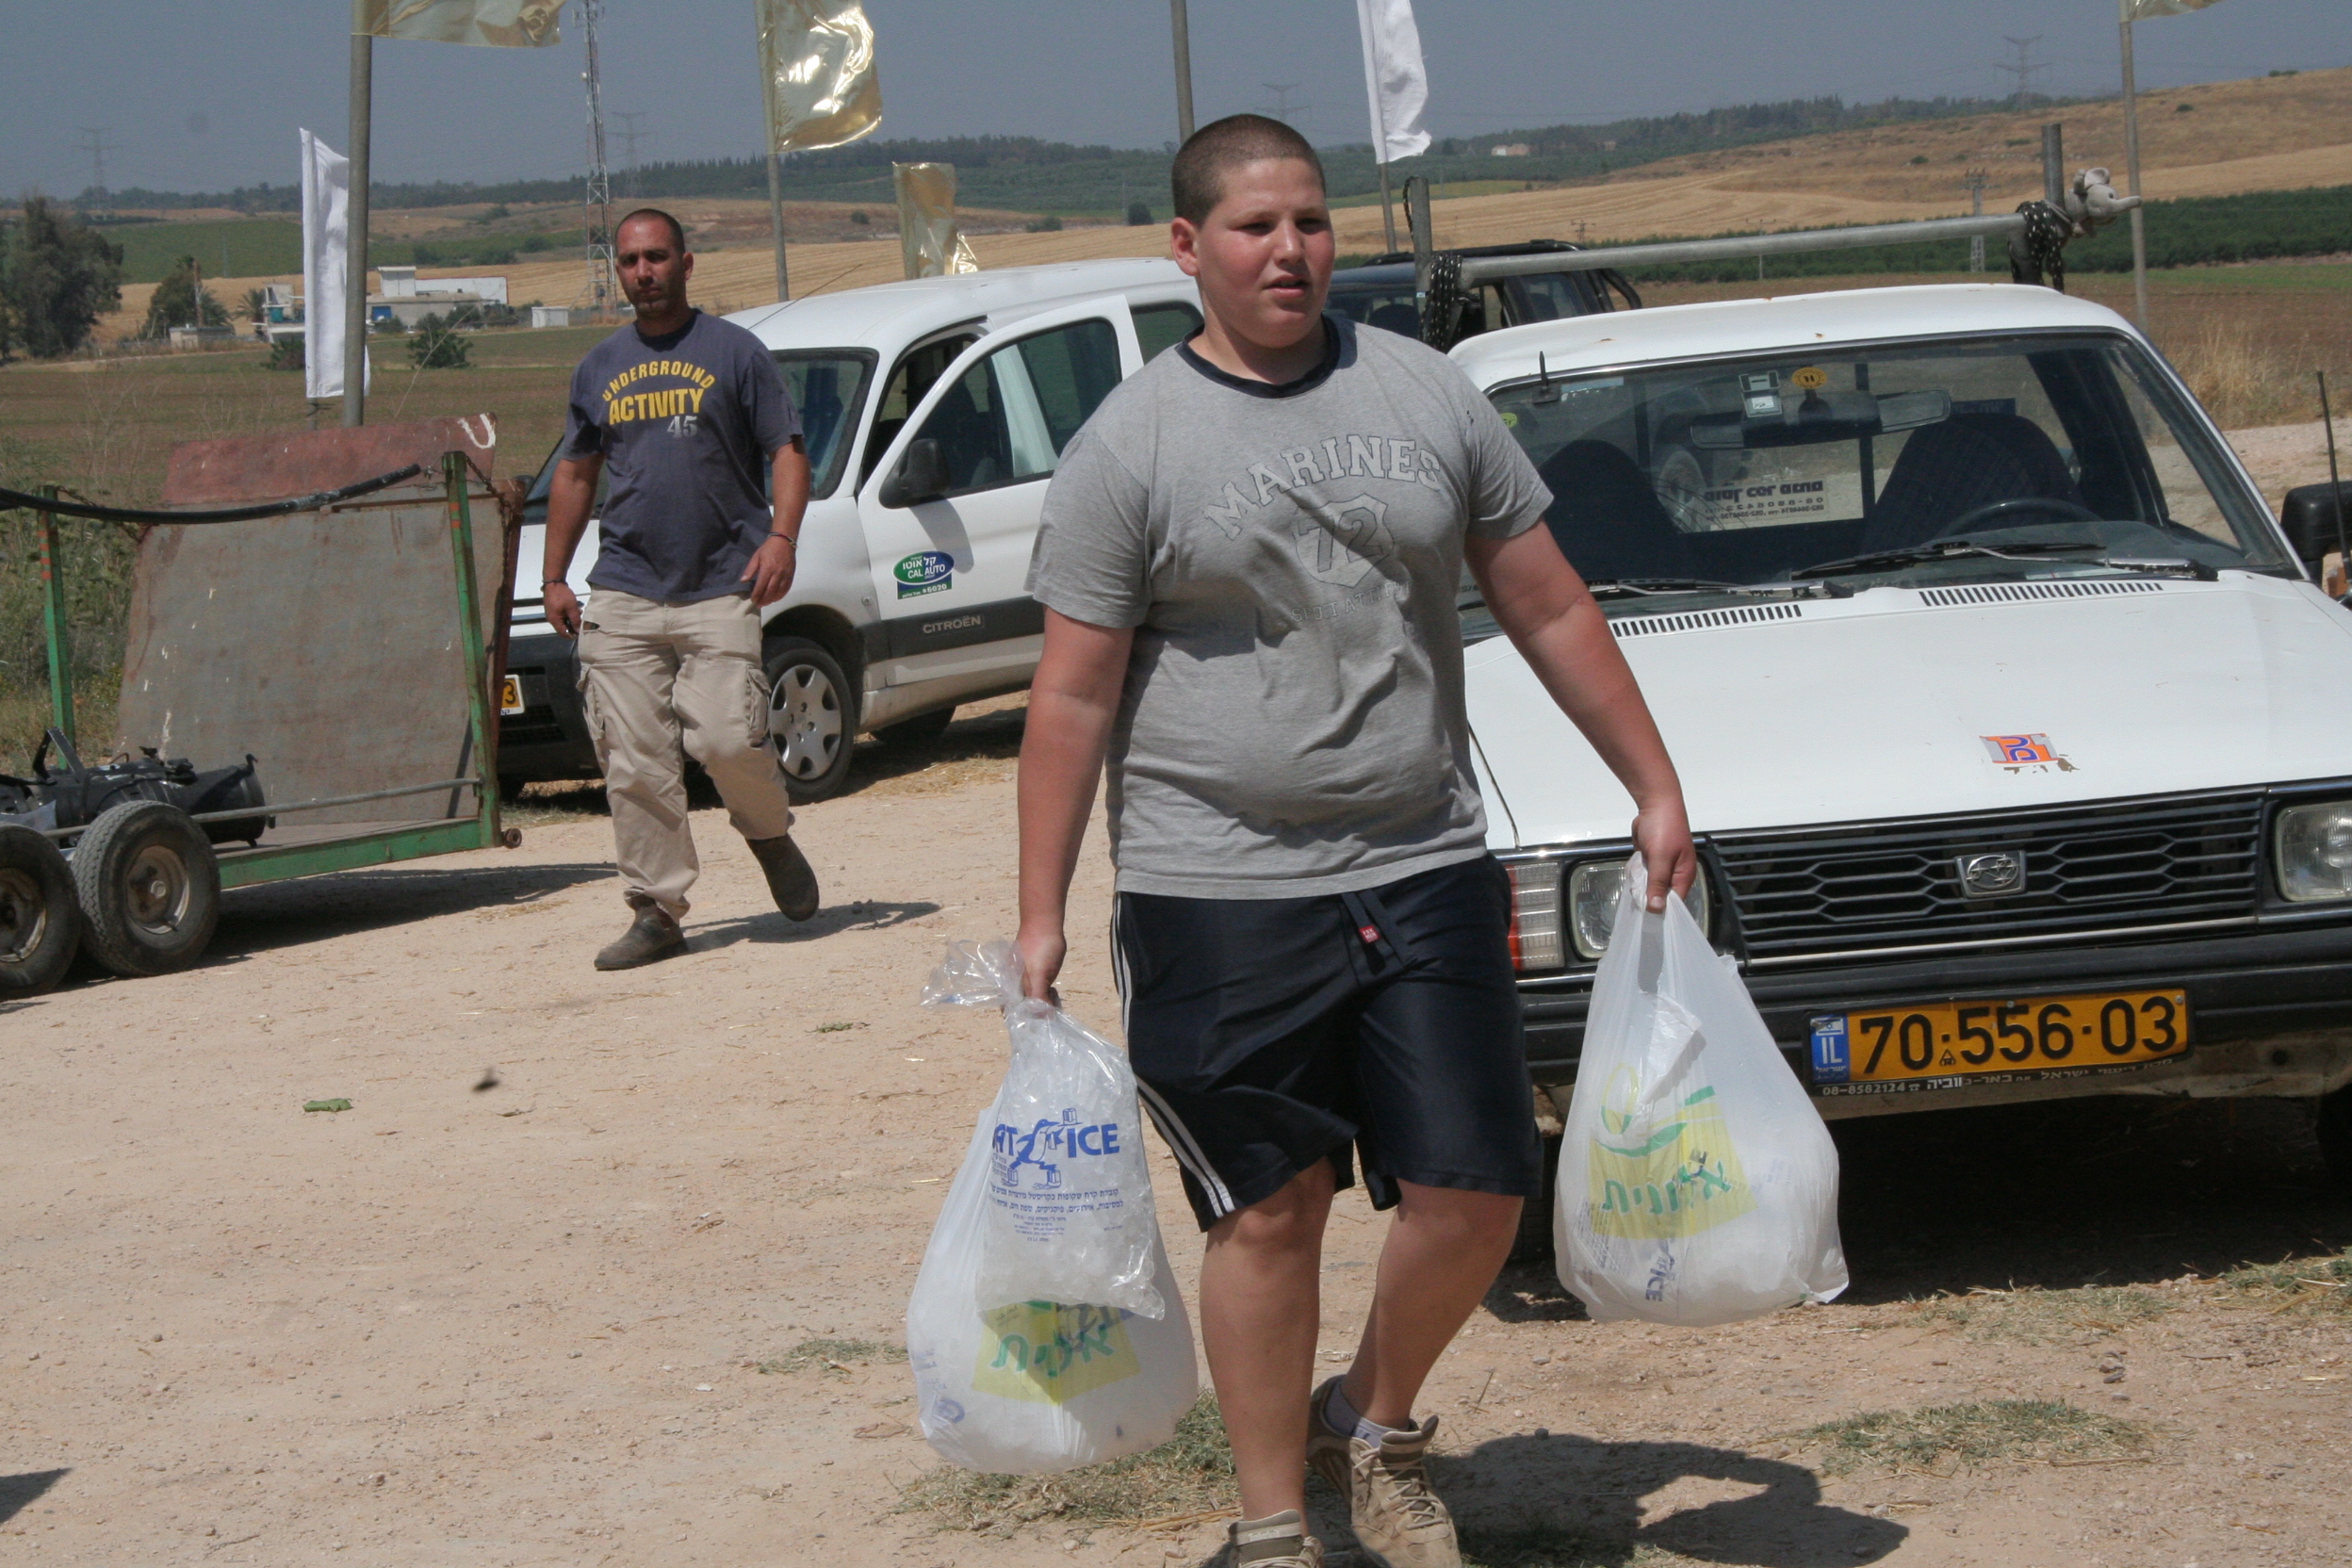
[23,447,516,892]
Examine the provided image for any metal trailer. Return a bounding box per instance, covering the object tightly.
[0,417,522,992]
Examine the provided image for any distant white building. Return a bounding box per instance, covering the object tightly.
[1489,142,1532,158]
[365,265,511,328]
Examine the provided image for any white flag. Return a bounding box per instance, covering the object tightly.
[1356,0,1430,165]
[300,129,369,402]
[2123,0,2227,18]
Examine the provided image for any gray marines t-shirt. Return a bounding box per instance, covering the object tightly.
[1026,316,1550,899]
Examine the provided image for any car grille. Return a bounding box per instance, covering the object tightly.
[1713,790,2265,963]
[499,710,568,747]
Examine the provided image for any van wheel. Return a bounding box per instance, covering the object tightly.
[764,636,857,803]
[0,825,80,995]
[72,801,220,977]
[2321,1086,2352,1193]
[874,707,955,747]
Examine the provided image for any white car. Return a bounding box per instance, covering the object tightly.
[1455,283,2352,1181]
[501,258,1201,798]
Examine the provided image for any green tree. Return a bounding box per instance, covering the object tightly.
[0,194,125,359]
[140,254,229,338]
[1125,200,1152,225]
[408,313,471,369]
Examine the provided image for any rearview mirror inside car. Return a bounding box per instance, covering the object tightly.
[878,438,949,509]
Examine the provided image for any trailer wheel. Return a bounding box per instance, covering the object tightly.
[72,801,220,977]
[0,824,80,995]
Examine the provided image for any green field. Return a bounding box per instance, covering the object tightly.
[106,218,584,284]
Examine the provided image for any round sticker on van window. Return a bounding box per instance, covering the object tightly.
[1500,411,1519,427]
[894,549,956,599]
[1789,366,1829,389]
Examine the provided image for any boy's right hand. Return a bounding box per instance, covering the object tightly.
[1014,925,1067,1003]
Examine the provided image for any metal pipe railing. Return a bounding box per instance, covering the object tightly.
[1455,213,2030,285]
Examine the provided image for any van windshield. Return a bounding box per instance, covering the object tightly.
[774,350,877,498]
[1484,332,2292,602]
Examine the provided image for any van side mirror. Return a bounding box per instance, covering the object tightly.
[2280,481,2351,583]
[878,438,948,508]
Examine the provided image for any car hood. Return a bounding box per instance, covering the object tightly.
[1465,574,2352,847]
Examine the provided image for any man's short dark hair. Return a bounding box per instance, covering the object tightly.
[615,206,689,253]
[1171,115,1326,225]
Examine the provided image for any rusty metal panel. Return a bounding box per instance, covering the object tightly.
[116,417,512,826]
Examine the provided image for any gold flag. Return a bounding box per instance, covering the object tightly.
[759,0,883,155]
[894,163,977,280]
[2123,0,2226,18]
[353,0,565,46]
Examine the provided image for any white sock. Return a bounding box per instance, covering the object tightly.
[1320,1377,1404,1445]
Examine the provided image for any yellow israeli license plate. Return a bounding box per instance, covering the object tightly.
[499,674,525,715]
[1809,988,2189,1092]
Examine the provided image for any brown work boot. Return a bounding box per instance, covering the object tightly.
[1214,1510,1323,1568]
[746,833,819,921]
[1306,1377,1459,1568]
[594,905,684,971]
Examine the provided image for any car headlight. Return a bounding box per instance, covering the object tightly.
[1567,857,1710,960]
[2276,800,2352,902]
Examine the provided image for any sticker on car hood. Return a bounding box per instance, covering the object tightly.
[1982,733,2075,772]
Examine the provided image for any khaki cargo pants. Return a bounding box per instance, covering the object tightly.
[577,588,794,919]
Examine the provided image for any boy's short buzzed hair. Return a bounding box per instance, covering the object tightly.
[615,206,689,253]
[1170,114,1327,225]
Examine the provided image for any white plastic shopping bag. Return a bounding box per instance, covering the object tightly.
[920,939,1164,1319]
[1554,856,1848,1327]
[906,940,1199,1475]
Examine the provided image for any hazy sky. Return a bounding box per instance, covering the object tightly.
[2,1,2343,197]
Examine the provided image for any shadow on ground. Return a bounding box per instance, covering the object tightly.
[686,898,940,952]
[1498,1095,2352,1316]
[0,1469,68,1526]
[203,860,614,960]
[1300,1433,1901,1567]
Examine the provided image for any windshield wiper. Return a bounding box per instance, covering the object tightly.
[1792,538,2103,580]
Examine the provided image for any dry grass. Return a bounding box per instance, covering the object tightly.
[2170,317,2334,429]
[755,1336,906,1376]
[1790,1398,2157,1478]
[899,1394,1235,1533]
[1908,1283,2175,1345]
[2220,1249,2352,1315]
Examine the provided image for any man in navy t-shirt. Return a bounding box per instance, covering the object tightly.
[543,207,820,970]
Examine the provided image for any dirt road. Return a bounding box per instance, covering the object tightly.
[4,716,2348,1567]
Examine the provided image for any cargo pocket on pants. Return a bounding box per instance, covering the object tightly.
[743,662,776,755]
[577,659,612,771]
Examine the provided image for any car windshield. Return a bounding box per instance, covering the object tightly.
[1478,331,2292,617]
[774,349,876,498]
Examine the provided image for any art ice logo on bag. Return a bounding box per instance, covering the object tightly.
[1586,1068,1756,1241]
[991,1107,1126,1192]
[970,1299,1144,1405]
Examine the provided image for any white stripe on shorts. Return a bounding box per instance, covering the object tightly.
[1112,900,1239,1219]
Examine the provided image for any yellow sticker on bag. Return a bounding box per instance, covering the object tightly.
[1586,1073,1756,1239]
[972,1300,1142,1404]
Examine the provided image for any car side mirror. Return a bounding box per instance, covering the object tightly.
[878,438,948,509]
[2280,481,2351,583]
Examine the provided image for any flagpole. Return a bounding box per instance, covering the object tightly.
[768,151,790,302]
[1169,0,1196,141]
[2120,13,2149,328]
[343,29,371,427]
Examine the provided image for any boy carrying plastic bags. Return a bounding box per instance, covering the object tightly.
[1009,115,1699,1568]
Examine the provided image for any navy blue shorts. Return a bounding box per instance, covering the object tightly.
[1112,855,1544,1232]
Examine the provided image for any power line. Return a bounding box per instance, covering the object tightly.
[1262,83,1308,126]
[74,126,122,205]
[1998,35,2045,110]
[580,0,613,316]
[1961,168,1990,272]
[612,110,651,197]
